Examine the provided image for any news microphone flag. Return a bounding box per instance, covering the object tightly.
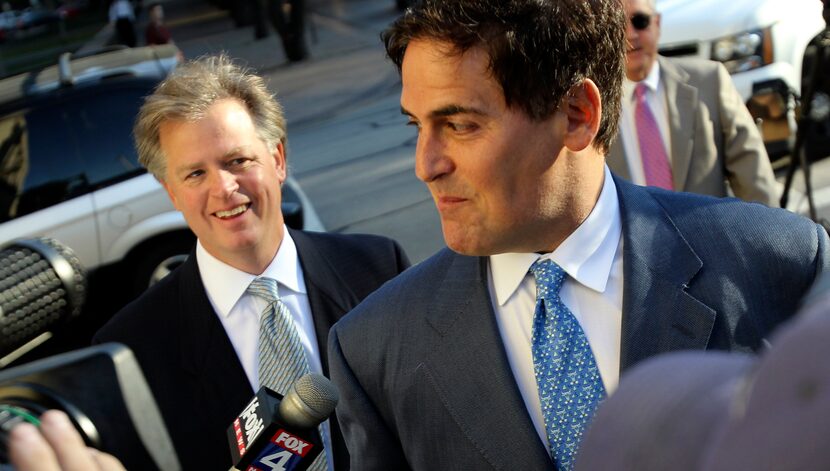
[228,388,322,471]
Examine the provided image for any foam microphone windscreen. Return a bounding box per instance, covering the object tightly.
[279,373,340,429]
[0,238,86,357]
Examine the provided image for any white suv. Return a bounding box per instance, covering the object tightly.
[0,45,322,297]
[657,0,825,160]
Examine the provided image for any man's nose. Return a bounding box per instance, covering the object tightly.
[210,169,239,197]
[414,131,454,183]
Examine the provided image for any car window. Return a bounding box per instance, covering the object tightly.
[69,85,148,187]
[0,104,87,222]
[0,83,152,222]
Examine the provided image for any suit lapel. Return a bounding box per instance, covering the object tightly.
[422,254,552,469]
[175,252,253,418]
[659,57,698,192]
[616,177,716,371]
[290,229,357,376]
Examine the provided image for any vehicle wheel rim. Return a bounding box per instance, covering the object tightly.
[148,254,188,287]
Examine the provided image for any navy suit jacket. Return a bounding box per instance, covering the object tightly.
[329,177,829,470]
[94,228,409,471]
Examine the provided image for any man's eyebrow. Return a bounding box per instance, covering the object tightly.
[221,146,250,158]
[171,146,252,175]
[400,105,487,119]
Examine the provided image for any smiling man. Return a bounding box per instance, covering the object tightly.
[93,55,409,471]
[327,1,829,470]
[606,0,779,206]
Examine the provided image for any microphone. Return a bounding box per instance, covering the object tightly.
[0,238,86,361]
[227,373,339,471]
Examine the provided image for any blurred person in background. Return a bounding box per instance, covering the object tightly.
[109,0,136,47]
[144,2,172,46]
[250,0,309,62]
[606,0,779,206]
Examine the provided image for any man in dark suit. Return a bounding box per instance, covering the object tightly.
[606,0,779,206]
[94,55,409,470]
[327,1,828,470]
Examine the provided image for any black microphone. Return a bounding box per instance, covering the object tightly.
[227,373,339,471]
[0,238,86,360]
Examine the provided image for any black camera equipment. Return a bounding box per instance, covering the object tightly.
[779,0,830,220]
[0,342,180,470]
[0,238,86,365]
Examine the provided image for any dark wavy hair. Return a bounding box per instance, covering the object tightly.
[382,0,626,153]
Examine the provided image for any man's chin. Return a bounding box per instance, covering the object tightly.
[443,229,492,257]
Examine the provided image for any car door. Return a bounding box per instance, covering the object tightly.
[0,95,99,269]
[63,81,183,269]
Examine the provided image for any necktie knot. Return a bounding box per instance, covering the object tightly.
[248,277,279,304]
[634,82,648,102]
[530,259,566,300]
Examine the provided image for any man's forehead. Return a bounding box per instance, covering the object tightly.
[400,39,500,114]
[402,38,489,72]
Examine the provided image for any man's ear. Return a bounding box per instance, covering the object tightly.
[562,78,602,152]
[273,141,287,185]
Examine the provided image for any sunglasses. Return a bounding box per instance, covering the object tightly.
[630,12,652,31]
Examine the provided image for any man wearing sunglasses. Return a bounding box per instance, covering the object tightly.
[606,0,779,207]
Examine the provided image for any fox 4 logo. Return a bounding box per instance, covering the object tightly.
[247,430,314,471]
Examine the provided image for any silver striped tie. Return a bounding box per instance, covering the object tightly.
[248,277,328,471]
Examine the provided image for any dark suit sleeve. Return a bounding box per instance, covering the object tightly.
[329,325,410,470]
[714,62,779,207]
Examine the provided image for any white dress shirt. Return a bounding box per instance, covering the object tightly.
[196,228,334,469]
[618,61,673,186]
[488,165,624,449]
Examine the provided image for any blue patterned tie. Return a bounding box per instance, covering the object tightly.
[529,259,606,471]
[248,277,328,471]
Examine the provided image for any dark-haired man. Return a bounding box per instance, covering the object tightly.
[328,0,828,469]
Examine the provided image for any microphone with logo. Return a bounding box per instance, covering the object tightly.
[227,373,338,471]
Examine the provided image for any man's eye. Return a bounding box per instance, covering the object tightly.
[186,170,204,179]
[230,157,249,166]
[405,120,421,130]
[447,122,476,132]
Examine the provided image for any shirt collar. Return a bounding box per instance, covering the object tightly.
[196,226,307,318]
[489,165,622,305]
[622,59,662,101]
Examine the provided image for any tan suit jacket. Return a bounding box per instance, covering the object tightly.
[608,56,779,206]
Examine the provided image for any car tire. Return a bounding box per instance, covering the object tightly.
[128,233,195,298]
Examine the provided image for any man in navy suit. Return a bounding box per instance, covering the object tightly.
[328,0,829,469]
[94,55,409,470]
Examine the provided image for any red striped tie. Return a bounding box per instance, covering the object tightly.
[634,83,674,190]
